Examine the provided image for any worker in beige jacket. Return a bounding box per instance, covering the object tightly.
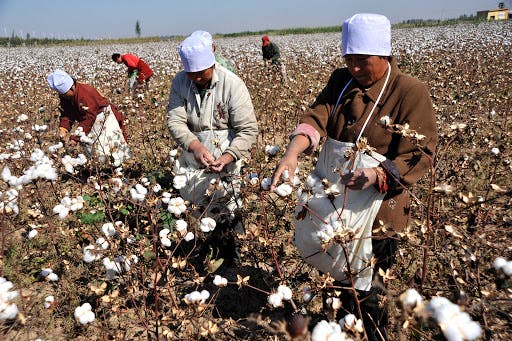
[167,33,258,265]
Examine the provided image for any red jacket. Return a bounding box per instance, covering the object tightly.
[58,82,126,142]
[121,53,154,82]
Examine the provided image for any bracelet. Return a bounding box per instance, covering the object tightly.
[374,166,388,194]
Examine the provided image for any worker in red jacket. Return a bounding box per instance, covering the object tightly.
[112,53,154,92]
[47,69,131,166]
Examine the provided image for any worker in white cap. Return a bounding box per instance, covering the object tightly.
[47,69,131,166]
[271,13,438,340]
[166,34,258,266]
[190,30,236,74]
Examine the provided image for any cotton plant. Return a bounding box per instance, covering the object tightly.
[74,303,95,325]
[0,277,19,320]
[32,124,48,132]
[267,284,293,308]
[159,228,172,247]
[2,149,58,188]
[101,222,117,237]
[48,142,64,153]
[83,245,103,263]
[41,268,59,282]
[183,290,210,305]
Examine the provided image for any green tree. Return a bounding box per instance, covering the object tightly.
[135,20,141,38]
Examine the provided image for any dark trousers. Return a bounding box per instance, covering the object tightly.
[336,237,398,341]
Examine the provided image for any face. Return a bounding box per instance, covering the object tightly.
[60,84,75,99]
[186,66,214,87]
[344,55,389,87]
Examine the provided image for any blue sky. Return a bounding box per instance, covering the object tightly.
[0,0,505,39]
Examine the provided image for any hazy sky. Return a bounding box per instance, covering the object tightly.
[0,0,506,39]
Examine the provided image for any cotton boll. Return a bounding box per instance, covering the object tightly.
[441,324,464,341]
[175,219,188,234]
[265,145,280,156]
[260,177,272,190]
[44,296,55,309]
[200,217,216,232]
[102,222,117,237]
[502,261,512,276]
[0,303,19,320]
[1,166,11,182]
[74,303,95,325]
[46,273,59,282]
[96,237,109,250]
[173,175,187,190]
[28,229,38,239]
[340,313,356,328]
[152,183,161,193]
[161,237,172,247]
[213,275,228,287]
[275,183,293,197]
[83,245,101,263]
[400,288,423,309]
[184,231,194,242]
[268,293,283,308]
[277,285,292,300]
[493,257,507,271]
[301,286,313,302]
[311,320,344,341]
[491,147,500,155]
[159,228,170,239]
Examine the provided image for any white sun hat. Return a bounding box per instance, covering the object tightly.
[47,69,73,94]
[178,35,215,72]
[342,13,391,57]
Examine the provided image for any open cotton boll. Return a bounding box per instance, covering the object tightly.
[96,237,109,250]
[83,245,102,263]
[311,320,344,341]
[172,174,187,190]
[213,275,228,287]
[152,183,161,193]
[41,268,59,281]
[44,296,54,309]
[277,285,293,300]
[200,217,216,232]
[167,197,187,216]
[28,229,38,239]
[102,222,117,237]
[268,293,283,308]
[493,256,507,271]
[260,177,272,190]
[48,142,64,153]
[175,219,188,234]
[301,286,313,302]
[275,183,293,197]
[184,231,195,242]
[0,277,19,320]
[264,145,280,156]
[502,261,512,276]
[326,297,342,310]
[160,237,172,247]
[74,303,95,325]
[184,290,210,304]
[400,288,423,309]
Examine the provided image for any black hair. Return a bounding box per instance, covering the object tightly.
[111,53,121,61]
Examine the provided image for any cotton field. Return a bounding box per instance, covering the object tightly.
[0,20,511,340]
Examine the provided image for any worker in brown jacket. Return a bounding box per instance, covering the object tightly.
[271,13,438,341]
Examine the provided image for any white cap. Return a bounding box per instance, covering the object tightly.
[47,69,73,94]
[341,13,391,57]
[190,30,213,46]
[178,35,215,72]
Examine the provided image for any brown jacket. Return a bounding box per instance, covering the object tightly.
[301,57,438,234]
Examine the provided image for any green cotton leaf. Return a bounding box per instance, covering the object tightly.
[79,211,106,225]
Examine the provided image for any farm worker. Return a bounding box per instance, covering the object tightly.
[111,53,154,92]
[190,30,237,74]
[167,34,258,265]
[261,35,286,83]
[270,13,438,340]
[47,69,131,167]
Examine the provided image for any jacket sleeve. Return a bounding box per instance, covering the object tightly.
[389,81,438,186]
[224,79,258,160]
[166,77,199,151]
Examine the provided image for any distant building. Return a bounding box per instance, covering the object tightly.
[477,2,510,20]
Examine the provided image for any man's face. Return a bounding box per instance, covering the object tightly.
[344,55,389,87]
[186,66,214,87]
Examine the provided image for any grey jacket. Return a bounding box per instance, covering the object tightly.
[167,64,258,161]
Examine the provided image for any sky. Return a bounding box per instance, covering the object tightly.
[0,0,507,40]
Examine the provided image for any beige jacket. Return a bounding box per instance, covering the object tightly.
[166,64,258,161]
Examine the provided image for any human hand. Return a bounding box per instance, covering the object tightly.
[189,140,214,168]
[209,153,234,173]
[270,152,298,191]
[340,168,377,190]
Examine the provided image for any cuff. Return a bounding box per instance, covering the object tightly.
[290,123,320,155]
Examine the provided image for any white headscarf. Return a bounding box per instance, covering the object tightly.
[342,13,391,57]
[178,35,215,72]
[47,69,73,94]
